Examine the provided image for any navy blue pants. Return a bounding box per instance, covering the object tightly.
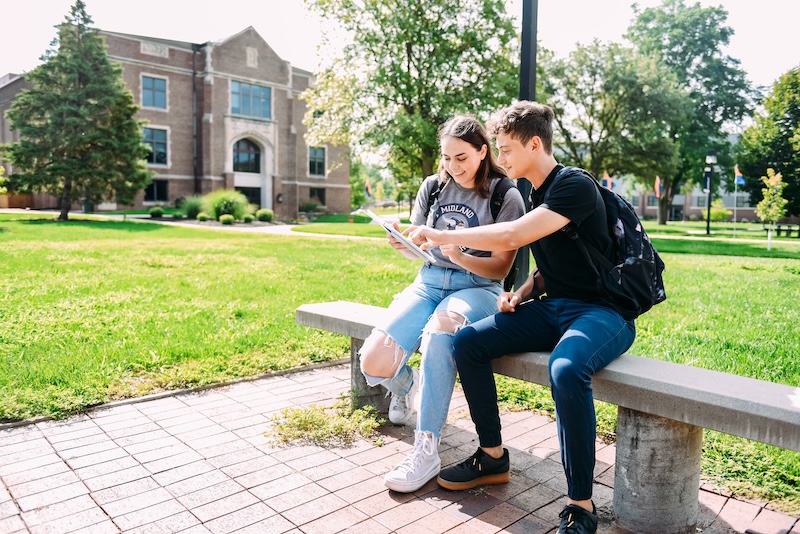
[453,297,636,500]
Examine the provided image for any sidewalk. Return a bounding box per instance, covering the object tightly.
[1,363,798,534]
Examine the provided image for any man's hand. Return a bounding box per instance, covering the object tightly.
[497,291,523,313]
[438,243,463,260]
[407,225,444,249]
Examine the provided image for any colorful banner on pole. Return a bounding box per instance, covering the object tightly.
[734,164,745,185]
[654,176,662,198]
[365,178,373,197]
[602,171,613,189]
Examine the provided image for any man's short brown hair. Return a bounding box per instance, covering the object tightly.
[486,101,555,154]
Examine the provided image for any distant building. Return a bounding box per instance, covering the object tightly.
[0,27,350,218]
[635,182,755,223]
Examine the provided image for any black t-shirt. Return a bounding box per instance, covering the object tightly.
[530,165,613,305]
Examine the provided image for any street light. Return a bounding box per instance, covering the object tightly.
[705,150,717,235]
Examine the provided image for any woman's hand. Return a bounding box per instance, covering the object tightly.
[388,222,420,260]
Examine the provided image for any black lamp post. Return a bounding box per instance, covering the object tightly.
[704,150,717,235]
[519,0,538,101]
[509,0,538,290]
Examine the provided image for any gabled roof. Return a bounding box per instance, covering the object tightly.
[212,26,258,46]
[99,30,202,51]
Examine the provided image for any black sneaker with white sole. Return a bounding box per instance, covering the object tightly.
[436,447,510,491]
[558,503,598,534]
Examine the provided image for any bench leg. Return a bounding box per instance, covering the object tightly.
[613,407,702,534]
[349,338,390,415]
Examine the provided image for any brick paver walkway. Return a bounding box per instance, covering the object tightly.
[1,363,798,533]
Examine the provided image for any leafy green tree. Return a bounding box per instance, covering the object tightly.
[3,0,151,221]
[626,0,754,224]
[349,157,383,209]
[755,169,788,250]
[542,40,689,188]
[0,166,6,195]
[373,182,385,203]
[736,68,800,216]
[301,0,519,194]
[350,159,368,209]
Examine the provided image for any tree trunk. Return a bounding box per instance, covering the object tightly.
[59,179,72,221]
[658,194,670,225]
[421,156,434,179]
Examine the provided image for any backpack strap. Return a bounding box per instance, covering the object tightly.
[487,176,519,291]
[423,178,445,224]
[489,177,516,221]
[547,167,614,274]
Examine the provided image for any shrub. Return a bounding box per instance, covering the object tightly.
[704,198,732,222]
[242,214,254,223]
[256,209,274,222]
[149,206,164,218]
[181,195,204,220]
[300,202,319,213]
[204,189,249,220]
[197,212,209,222]
[219,214,235,225]
[172,212,184,220]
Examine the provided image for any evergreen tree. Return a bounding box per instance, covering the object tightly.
[3,0,151,221]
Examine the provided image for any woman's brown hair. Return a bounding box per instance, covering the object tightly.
[437,115,507,198]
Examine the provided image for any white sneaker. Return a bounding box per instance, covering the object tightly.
[384,431,441,493]
[388,367,419,425]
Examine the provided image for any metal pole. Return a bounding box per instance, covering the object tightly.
[706,167,712,236]
[510,0,538,291]
[733,181,738,238]
[519,0,538,101]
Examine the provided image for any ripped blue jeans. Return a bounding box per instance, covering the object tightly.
[359,263,501,438]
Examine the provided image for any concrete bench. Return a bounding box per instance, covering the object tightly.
[778,224,799,237]
[765,223,800,237]
[296,300,800,534]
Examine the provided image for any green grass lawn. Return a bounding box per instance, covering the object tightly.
[1,212,798,512]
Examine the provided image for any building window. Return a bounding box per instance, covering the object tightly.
[646,195,658,207]
[695,196,708,207]
[310,187,326,206]
[233,139,260,173]
[231,81,271,119]
[143,128,167,165]
[309,147,325,176]
[142,76,166,109]
[144,180,168,202]
[236,187,261,207]
[630,195,640,208]
[736,196,748,208]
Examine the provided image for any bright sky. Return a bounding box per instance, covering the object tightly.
[2,0,797,90]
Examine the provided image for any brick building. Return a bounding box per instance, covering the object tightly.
[0,27,350,218]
